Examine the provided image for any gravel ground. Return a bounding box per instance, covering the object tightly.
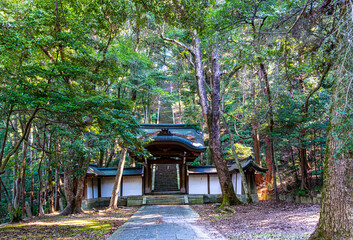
[192,200,320,240]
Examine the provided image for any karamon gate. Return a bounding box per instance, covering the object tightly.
[130,124,206,195]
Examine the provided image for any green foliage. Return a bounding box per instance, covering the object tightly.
[297,188,309,197]
[226,143,253,160]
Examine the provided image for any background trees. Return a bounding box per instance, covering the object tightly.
[0,1,348,235]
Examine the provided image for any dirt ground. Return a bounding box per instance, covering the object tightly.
[0,207,138,240]
[192,200,320,240]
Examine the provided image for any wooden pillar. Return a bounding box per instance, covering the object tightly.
[142,166,145,195]
[144,158,151,194]
[83,177,87,200]
[186,165,189,194]
[180,163,186,193]
[251,172,256,194]
[97,178,101,198]
[120,176,124,197]
[180,153,187,193]
[91,178,94,198]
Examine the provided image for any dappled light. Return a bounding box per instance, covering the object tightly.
[0,0,351,238]
[0,207,137,240]
[193,201,320,239]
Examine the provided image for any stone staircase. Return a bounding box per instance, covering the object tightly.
[154,164,179,192]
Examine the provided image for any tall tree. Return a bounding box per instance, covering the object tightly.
[161,25,241,205]
[310,3,353,239]
[109,149,127,209]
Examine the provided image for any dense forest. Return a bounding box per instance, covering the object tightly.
[0,0,352,239]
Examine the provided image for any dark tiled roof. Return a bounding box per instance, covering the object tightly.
[87,164,142,177]
[187,165,219,174]
[188,156,268,174]
[140,124,206,151]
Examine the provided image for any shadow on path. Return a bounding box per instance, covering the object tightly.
[107,205,226,240]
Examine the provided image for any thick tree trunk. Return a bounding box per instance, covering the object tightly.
[207,40,241,206]
[260,63,279,201]
[250,78,262,184]
[310,84,353,239]
[109,149,127,209]
[161,27,239,205]
[250,79,261,165]
[61,158,89,216]
[310,6,353,238]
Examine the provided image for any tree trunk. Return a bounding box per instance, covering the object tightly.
[37,159,44,216]
[260,63,279,201]
[109,149,127,209]
[221,113,253,203]
[265,135,273,184]
[207,39,241,206]
[298,131,309,189]
[309,82,353,239]
[310,6,353,238]
[250,78,262,184]
[160,27,240,206]
[61,158,89,216]
[250,79,261,165]
[48,169,55,213]
[54,168,59,211]
[105,149,115,168]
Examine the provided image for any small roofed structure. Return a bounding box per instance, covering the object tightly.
[129,124,207,194]
[84,165,144,199]
[187,156,267,197]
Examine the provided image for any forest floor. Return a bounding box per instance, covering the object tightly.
[0,206,138,240]
[192,200,320,240]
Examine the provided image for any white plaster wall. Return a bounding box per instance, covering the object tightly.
[188,175,208,194]
[122,176,142,196]
[87,178,99,199]
[209,175,222,194]
[232,173,237,194]
[236,173,242,194]
[101,177,117,198]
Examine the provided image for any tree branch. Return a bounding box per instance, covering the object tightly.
[222,111,253,140]
[304,61,332,113]
[160,22,195,56]
[0,105,13,167]
[0,108,39,172]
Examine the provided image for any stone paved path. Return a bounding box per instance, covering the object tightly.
[107,205,226,240]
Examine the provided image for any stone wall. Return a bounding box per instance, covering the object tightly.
[81,193,260,209]
[277,194,322,204]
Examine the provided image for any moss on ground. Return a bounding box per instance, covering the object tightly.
[0,207,137,240]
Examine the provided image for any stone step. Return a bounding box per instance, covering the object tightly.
[145,195,185,205]
[126,195,205,206]
[142,195,204,205]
